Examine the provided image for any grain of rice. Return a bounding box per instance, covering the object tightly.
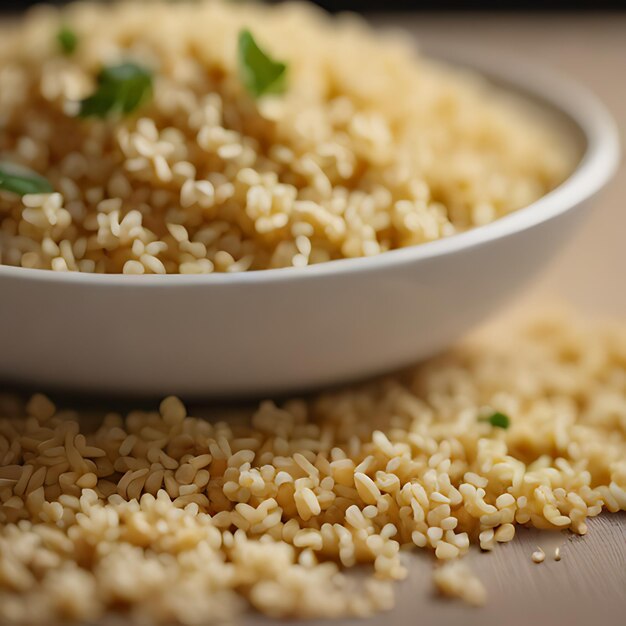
[532,548,546,564]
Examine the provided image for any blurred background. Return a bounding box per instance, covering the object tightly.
[1,0,625,11]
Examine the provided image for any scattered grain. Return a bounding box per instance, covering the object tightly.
[1,310,625,623]
[532,548,546,564]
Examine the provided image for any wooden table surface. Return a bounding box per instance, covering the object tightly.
[266,12,626,626]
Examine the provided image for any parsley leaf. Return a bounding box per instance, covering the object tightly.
[0,163,53,196]
[238,29,287,98]
[479,411,511,429]
[57,26,78,55]
[78,62,153,119]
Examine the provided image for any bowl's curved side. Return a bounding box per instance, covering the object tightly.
[0,194,593,397]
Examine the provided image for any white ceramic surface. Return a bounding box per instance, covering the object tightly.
[0,48,620,398]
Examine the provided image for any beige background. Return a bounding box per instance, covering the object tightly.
[261,12,626,626]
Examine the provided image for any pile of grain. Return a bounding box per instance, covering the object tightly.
[0,0,574,274]
[1,311,625,623]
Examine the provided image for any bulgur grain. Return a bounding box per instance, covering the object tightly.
[532,548,546,564]
[0,1,574,274]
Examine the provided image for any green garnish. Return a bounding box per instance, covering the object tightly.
[480,411,511,429]
[78,62,153,118]
[57,26,78,55]
[238,29,287,98]
[0,163,53,196]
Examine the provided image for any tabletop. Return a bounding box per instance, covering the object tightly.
[263,12,626,626]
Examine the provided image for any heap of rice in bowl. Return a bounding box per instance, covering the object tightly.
[0,0,575,274]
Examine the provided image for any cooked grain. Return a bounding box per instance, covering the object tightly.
[0,1,575,273]
[531,548,546,564]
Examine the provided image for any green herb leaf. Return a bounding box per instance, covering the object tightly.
[480,411,511,429]
[238,29,287,98]
[57,26,78,55]
[78,62,153,119]
[0,163,53,196]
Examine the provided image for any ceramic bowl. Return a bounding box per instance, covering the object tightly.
[0,47,619,397]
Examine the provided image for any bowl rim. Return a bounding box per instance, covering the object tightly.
[0,45,620,287]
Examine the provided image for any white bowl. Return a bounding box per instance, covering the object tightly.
[0,48,619,398]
